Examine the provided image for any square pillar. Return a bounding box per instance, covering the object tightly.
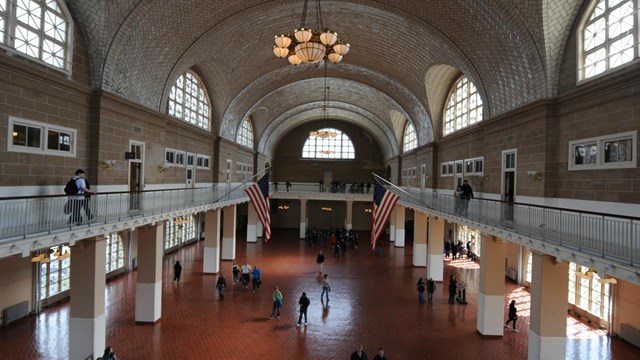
[412,212,428,267]
[477,235,506,335]
[345,201,353,230]
[394,205,405,247]
[247,203,258,243]
[69,237,107,360]
[222,205,237,260]
[389,206,396,242]
[427,216,444,281]
[203,209,221,273]
[299,199,307,238]
[528,253,569,360]
[136,224,163,323]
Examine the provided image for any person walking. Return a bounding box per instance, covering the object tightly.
[416,278,426,303]
[427,278,436,303]
[241,262,252,288]
[316,250,325,273]
[321,274,331,302]
[350,344,368,360]
[297,292,310,327]
[448,275,457,304]
[286,181,292,192]
[505,300,519,332]
[460,179,474,216]
[269,286,283,319]
[173,260,182,283]
[231,260,240,285]
[251,266,262,292]
[66,169,96,225]
[216,273,226,300]
[373,347,387,360]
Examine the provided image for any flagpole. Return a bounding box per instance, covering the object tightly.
[372,173,433,210]
[213,167,270,203]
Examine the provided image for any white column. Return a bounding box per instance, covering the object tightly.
[257,220,263,238]
[222,205,237,260]
[412,211,427,267]
[203,209,221,273]
[476,234,506,336]
[247,203,258,243]
[69,237,106,360]
[528,253,569,360]
[135,224,163,323]
[394,205,405,247]
[389,206,396,242]
[345,201,353,230]
[427,216,445,281]
[299,199,307,238]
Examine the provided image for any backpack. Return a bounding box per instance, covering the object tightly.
[64,178,80,195]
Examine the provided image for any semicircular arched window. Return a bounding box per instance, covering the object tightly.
[443,76,483,136]
[302,128,355,159]
[168,71,211,130]
[579,0,636,80]
[403,122,417,152]
[236,118,254,148]
[0,0,73,71]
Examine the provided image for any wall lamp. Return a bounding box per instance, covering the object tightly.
[100,160,116,170]
[158,165,170,173]
[527,171,542,181]
[479,175,489,183]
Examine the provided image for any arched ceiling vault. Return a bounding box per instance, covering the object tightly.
[66,0,585,158]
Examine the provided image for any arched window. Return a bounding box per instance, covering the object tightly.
[236,118,254,148]
[443,76,483,136]
[403,122,417,152]
[580,0,635,80]
[0,0,73,71]
[302,128,355,159]
[168,71,210,130]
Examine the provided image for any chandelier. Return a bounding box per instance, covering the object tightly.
[273,0,350,65]
[309,62,337,140]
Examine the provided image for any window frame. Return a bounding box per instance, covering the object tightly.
[301,128,356,159]
[443,75,484,136]
[167,71,211,131]
[196,154,210,169]
[464,156,485,176]
[441,161,454,177]
[402,122,417,153]
[236,118,254,149]
[7,116,77,157]
[568,130,637,170]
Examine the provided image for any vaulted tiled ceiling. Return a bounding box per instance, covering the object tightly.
[67,0,584,159]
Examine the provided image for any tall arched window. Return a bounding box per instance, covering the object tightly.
[403,122,417,152]
[580,0,635,80]
[236,118,254,148]
[106,233,125,273]
[0,0,73,71]
[443,76,483,136]
[302,128,355,159]
[168,71,211,130]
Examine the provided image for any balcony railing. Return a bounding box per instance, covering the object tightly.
[397,188,640,267]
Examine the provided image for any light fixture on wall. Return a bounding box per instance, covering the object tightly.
[272,0,350,65]
[527,170,542,181]
[158,165,170,173]
[100,160,116,170]
[480,175,489,183]
[321,206,333,212]
[278,205,290,210]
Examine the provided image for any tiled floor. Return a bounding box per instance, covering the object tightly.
[1,229,639,359]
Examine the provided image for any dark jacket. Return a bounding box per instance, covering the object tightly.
[350,351,368,360]
[298,294,310,310]
[216,276,226,288]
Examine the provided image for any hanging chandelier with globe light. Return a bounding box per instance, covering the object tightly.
[273,0,350,65]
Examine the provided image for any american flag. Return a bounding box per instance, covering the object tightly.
[371,179,399,249]
[245,172,271,241]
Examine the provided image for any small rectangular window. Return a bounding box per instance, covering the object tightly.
[198,155,211,169]
[475,159,483,173]
[8,117,76,157]
[187,154,195,166]
[165,149,175,164]
[465,160,474,174]
[175,151,185,166]
[569,131,636,170]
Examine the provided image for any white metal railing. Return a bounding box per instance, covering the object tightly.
[0,184,249,244]
[398,188,640,267]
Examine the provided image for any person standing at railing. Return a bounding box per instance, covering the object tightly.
[67,169,96,226]
[460,180,474,216]
[286,181,292,192]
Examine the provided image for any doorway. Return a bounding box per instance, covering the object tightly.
[502,149,517,221]
[128,142,144,211]
[186,153,196,188]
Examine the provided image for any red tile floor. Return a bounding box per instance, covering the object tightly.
[1,229,639,359]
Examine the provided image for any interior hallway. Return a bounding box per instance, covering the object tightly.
[1,229,638,360]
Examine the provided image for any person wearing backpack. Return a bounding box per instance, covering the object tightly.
[66,169,95,226]
[297,291,310,327]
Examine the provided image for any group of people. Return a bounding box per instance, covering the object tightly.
[350,345,388,360]
[231,260,262,291]
[444,238,477,261]
[416,277,436,303]
[454,179,474,216]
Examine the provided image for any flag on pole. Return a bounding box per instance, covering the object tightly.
[245,172,271,241]
[371,179,399,249]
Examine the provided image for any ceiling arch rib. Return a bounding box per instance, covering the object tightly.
[258,102,397,160]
